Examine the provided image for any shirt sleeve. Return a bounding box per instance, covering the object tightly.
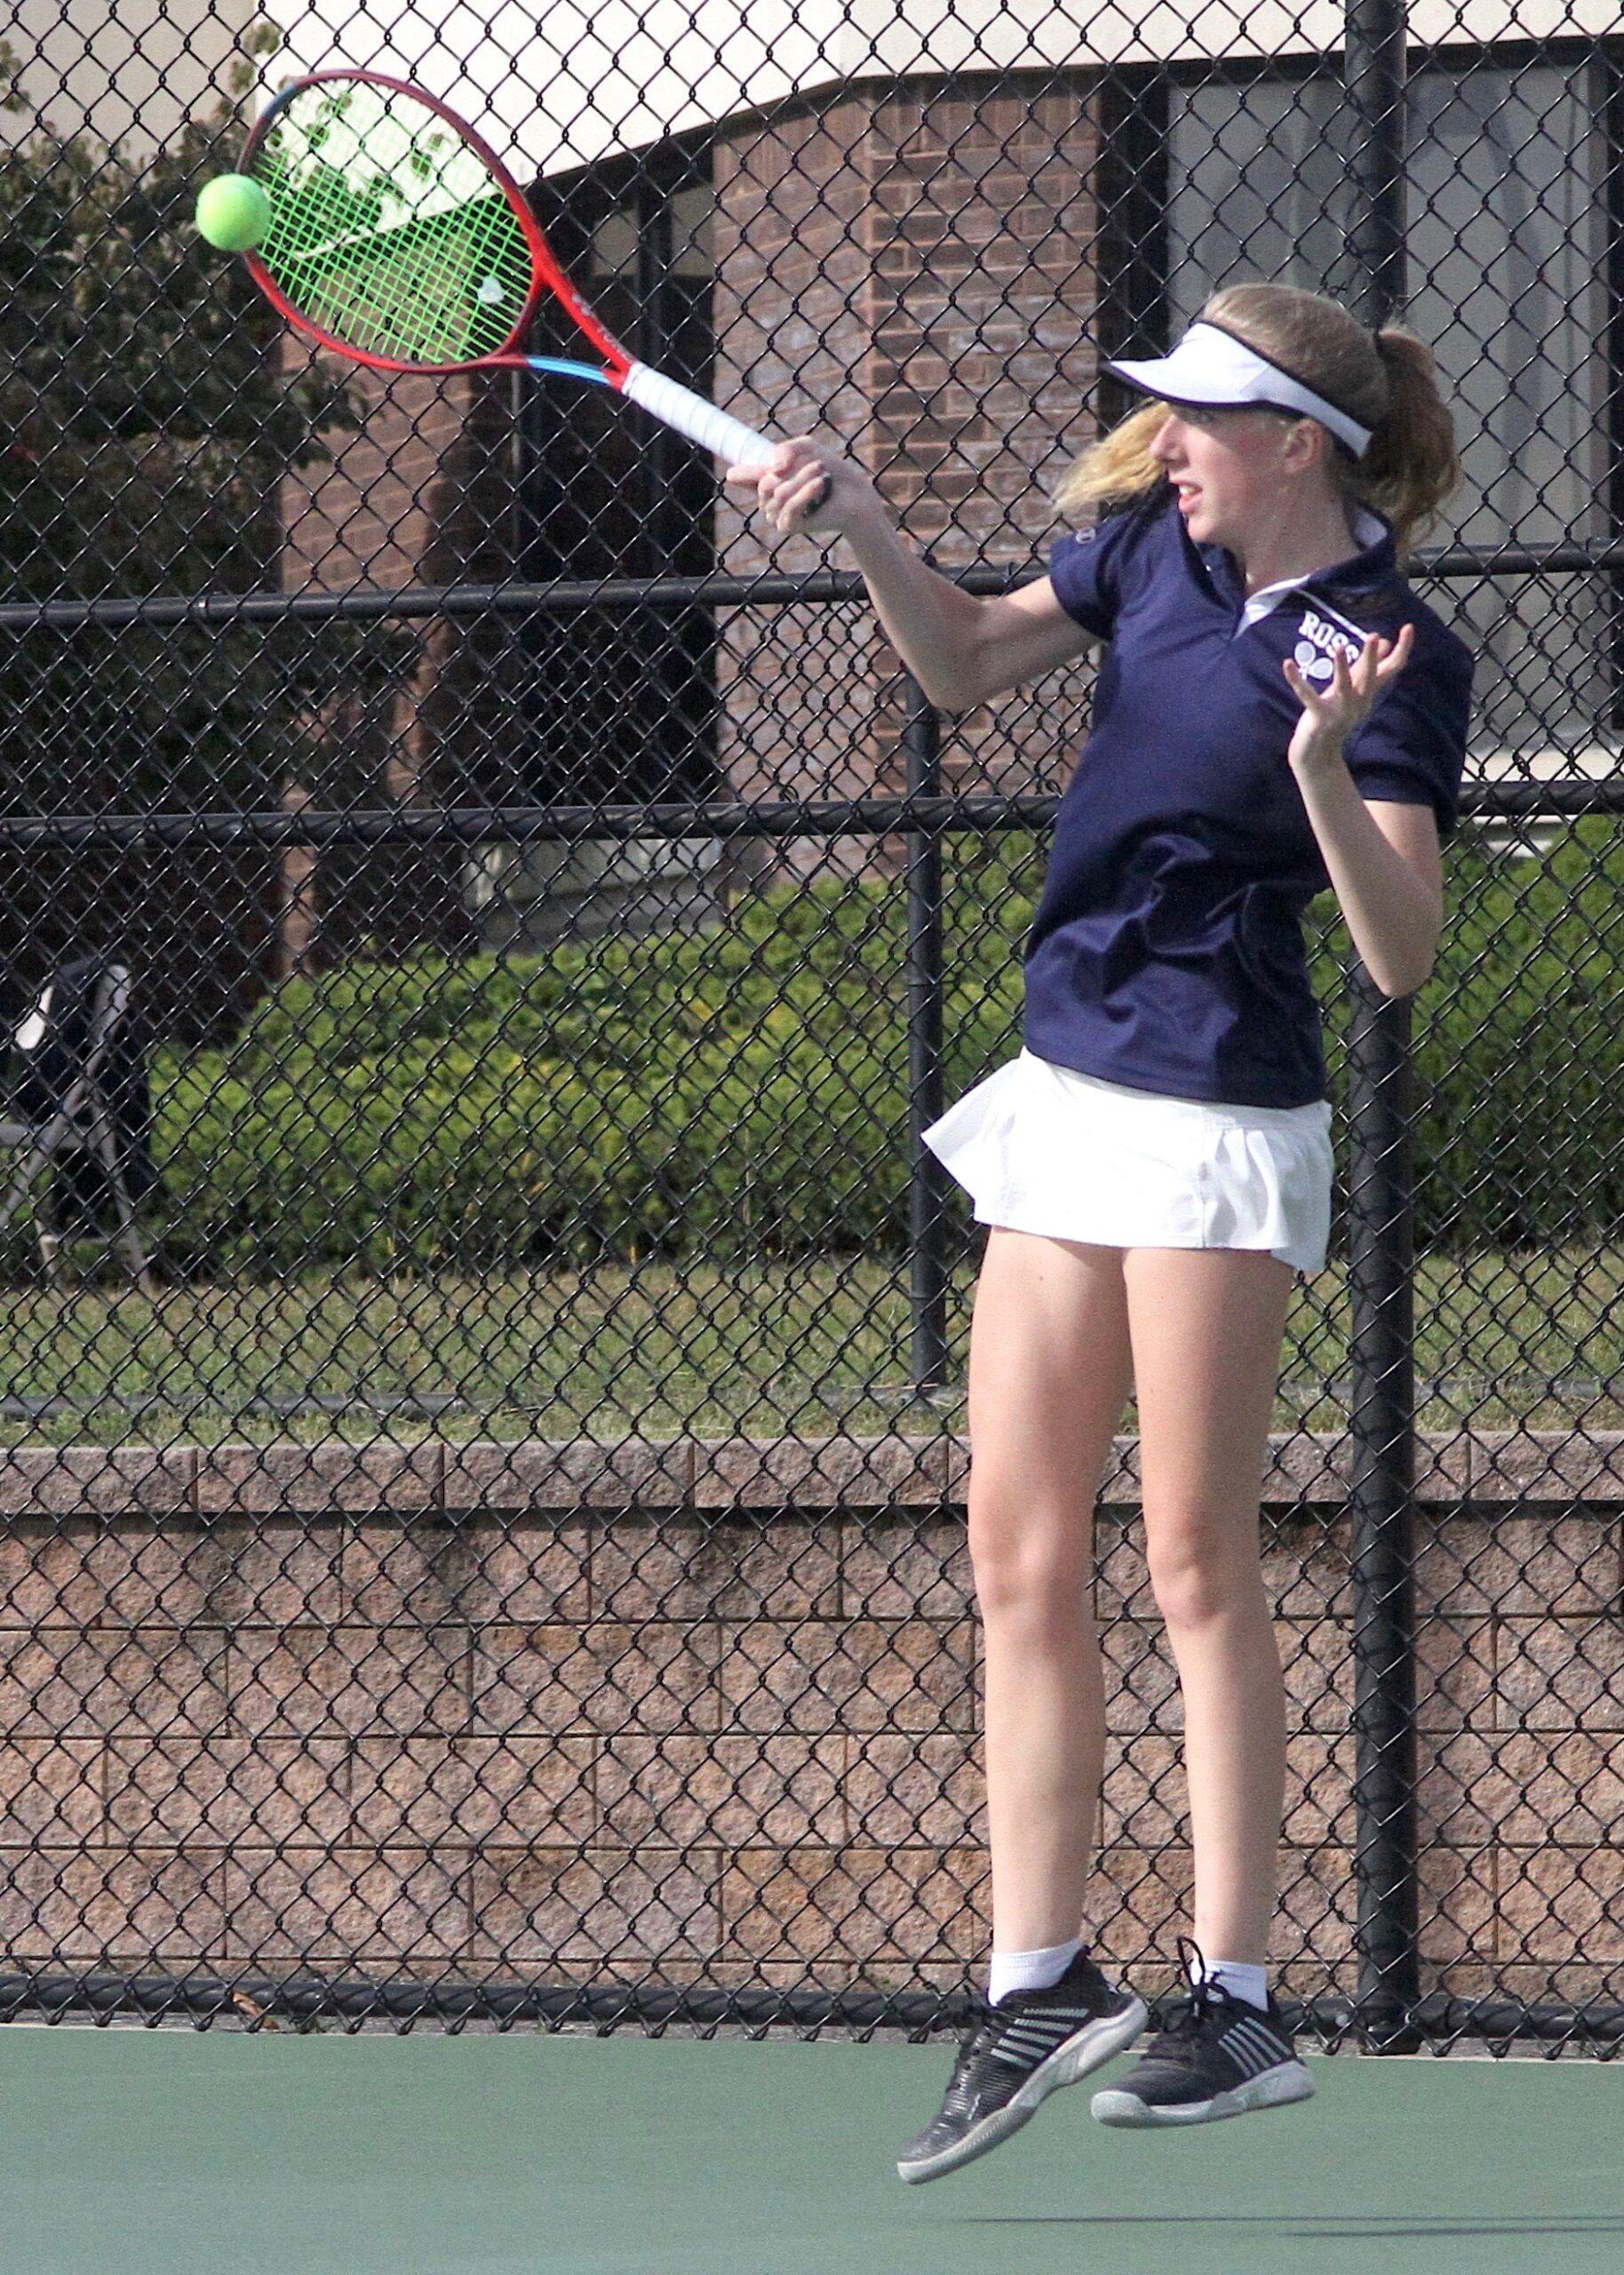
[1343,627,1475,842]
[1047,506,1153,641]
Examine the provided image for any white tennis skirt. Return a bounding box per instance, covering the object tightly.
[923,1050,1333,1274]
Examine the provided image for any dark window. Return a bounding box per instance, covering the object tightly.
[1093,71,1171,432]
[1096,53,1620,762]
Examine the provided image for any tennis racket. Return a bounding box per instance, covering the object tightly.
[235,69,793,479]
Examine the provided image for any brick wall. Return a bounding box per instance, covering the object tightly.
[0,1431,1618,2012]
[279,350,479,599]
[275,347,521,962]
[712,77,1101,888]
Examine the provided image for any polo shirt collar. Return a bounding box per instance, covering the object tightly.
[1189,507,1397,627]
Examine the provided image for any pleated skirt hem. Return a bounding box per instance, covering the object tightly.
[922,1050,1333,1275]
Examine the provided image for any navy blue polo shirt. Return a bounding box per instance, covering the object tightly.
[1025,488,1474,1108]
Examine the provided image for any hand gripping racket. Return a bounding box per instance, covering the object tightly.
[235,69,797,483]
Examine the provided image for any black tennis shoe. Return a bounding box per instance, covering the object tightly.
[896,1950,1148,2183]
[1090,1942,1314,2128]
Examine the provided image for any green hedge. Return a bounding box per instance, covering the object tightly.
[137,822,1624,1274]
[147,840,1029,1275]
[1401,819,1624,1246]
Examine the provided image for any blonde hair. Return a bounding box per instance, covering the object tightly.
[1057,283,1461,559]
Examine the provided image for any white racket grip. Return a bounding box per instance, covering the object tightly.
[620,362,775,467]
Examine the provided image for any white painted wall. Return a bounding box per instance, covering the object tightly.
[261,0,1603,173]
[3,0,1606,163]
[3,0,259,148]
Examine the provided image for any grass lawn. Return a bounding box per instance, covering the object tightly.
[4,1246,1623,1446]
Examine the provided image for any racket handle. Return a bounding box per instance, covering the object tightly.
[620,362,775,467]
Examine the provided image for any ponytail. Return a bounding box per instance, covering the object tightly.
[1053,400,1168,519]
[1362,325,1462,555]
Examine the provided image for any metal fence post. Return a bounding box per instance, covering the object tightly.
[1343,0,1421,2051]
[903,671,950,1388]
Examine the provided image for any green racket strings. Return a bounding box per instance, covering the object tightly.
[254,84,534,364]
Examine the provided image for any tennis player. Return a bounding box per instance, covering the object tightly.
[730,282,1472,2178]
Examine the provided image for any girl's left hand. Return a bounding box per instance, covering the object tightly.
[1283,621,1414,776]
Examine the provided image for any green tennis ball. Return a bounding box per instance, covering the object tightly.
[195,174,271,253]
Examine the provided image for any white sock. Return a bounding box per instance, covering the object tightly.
[988,1937,1083,2006]
[1197,1956,1270,2014]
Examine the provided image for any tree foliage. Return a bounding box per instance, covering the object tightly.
[0,27,378,817]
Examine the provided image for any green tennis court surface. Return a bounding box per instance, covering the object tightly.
[0,2031,1616,2274]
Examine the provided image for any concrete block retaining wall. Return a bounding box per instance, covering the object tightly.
[0,1433,1618,2001]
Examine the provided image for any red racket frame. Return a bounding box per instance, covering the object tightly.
[240,69,634,383]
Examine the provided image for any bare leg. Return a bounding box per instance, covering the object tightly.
[967,1230,1135,1952]
[1123,1247,1294,1967]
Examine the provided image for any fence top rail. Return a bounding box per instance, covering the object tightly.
[0,543,1617,638]
[1,776,1619,852]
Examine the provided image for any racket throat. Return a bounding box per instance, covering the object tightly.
[524,357,617,388]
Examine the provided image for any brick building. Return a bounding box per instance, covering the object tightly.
[3,3,1612,966]
[265,0,1617,956]
[254,17,1129,951]
[273,68,1111,953]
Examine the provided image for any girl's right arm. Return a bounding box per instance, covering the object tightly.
[727,436,1094,711]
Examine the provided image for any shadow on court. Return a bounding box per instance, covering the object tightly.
[0,2029,1617,2275]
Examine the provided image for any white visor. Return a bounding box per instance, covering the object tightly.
[1106,322,1373,458]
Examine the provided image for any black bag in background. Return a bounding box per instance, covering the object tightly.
[9,958,160,1235]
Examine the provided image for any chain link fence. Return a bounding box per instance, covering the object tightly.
[0,0,1620,2047]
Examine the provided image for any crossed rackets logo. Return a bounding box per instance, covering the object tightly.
[1292,606,1367,685]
